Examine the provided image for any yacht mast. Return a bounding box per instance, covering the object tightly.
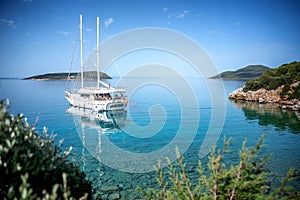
[80,14,83,88]
[97,17,100,88]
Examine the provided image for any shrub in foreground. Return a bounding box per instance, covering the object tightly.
[0,100,92,199]
[139,136,299,200]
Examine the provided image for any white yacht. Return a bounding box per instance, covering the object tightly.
[65,15,128,112]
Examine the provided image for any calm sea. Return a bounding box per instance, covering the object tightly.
[1,78,300,199]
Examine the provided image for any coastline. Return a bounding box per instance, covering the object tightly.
[23,72,112,81]
[228,81,300,111]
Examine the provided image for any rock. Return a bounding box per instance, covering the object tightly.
[292,106,299,111]
[108,192,120,200]
[279,101,294,105]
[100,185,119,193]
[259,98,264,103]
[101,193,108,199]
[228,82,299,111]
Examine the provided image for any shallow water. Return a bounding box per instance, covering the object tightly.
[1,78,299,199]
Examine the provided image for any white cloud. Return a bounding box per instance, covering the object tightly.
[0,18,14,27]
[85,27,93,32]
[56,30,71,36]
[162,7,168,12]
[104,18,114,28]
[176,10,189,19]
[208,30,216,34]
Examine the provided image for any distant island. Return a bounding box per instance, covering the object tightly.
[209,65,271,81]
[229,61,300,111]
[23,71,111,80]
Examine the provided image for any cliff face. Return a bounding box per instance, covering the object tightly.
[229,81,300,111]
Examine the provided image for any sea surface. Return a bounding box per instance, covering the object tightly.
[1,78,300,199]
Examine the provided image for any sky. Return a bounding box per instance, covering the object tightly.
[0,0,299,78]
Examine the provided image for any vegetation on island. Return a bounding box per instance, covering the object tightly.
[0,100,92,199]
[243,61,300,99]
[139,136,300,200]
[210,65,271,81]
[23,71,111,80]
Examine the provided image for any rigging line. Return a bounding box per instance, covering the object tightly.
[101,26,126,88]
[73,44,81,92]
[115,62,126,88]
[65,30,79,92]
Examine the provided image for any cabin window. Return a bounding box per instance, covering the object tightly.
[110,103,123,108]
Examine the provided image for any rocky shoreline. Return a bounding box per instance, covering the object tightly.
[228,81,300,111]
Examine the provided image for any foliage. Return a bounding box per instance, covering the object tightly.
[210,65,270,81]
[281,84,291,97]
[288,84,300,99]
[138,135,299,200]
[0,100,92,199]
[243,61,300,98]
[9,172,88,200]
[24,71,111,80]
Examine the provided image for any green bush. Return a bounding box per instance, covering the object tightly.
[243,61,300,93]
[281,84,290,97]
[289,84,300,99]
[0,100,92,199]
[139,135,299,200]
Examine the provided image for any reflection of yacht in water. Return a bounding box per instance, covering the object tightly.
[66,106,127,131]
[66,105,127,185]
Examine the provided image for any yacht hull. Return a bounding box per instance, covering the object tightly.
[65,93,127,112]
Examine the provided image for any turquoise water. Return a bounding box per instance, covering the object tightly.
[1,78,300,199]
